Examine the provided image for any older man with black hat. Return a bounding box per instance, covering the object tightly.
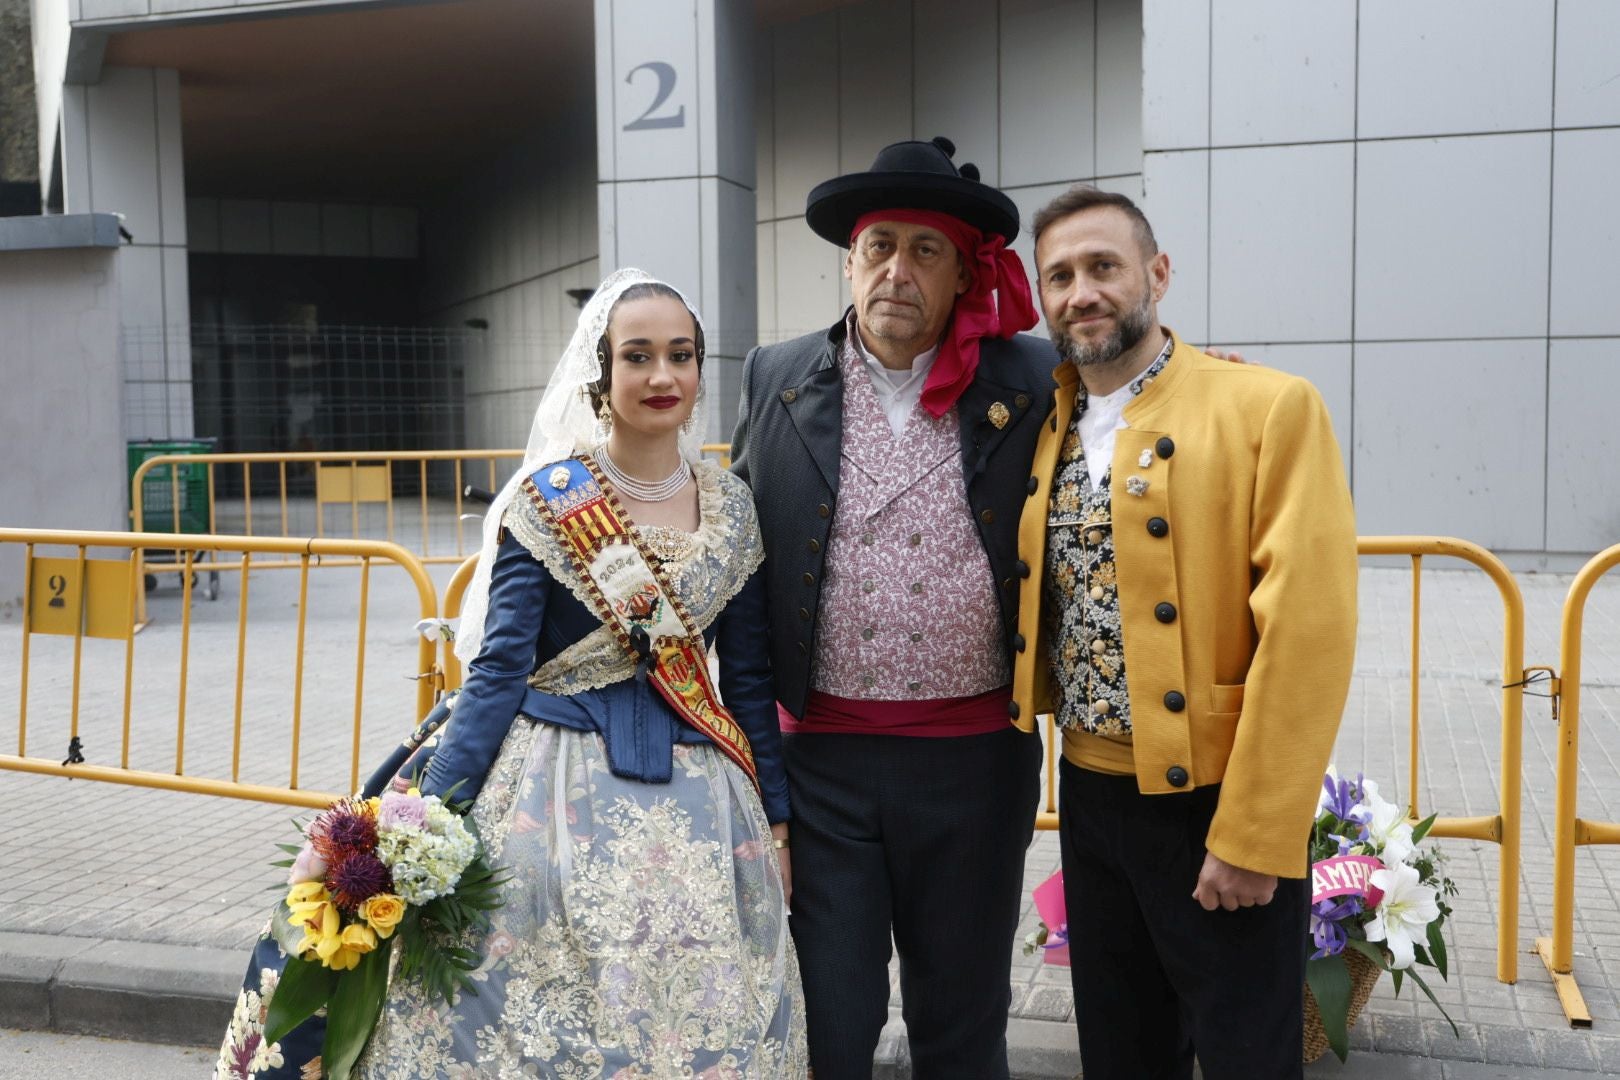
[730,137,1054,1079]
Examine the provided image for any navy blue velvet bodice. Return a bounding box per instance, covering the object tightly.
[420,531,789,823]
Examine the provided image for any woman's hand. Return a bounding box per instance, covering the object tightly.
[771,822,792,910]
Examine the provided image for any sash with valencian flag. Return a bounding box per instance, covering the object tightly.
[521,456,758,787]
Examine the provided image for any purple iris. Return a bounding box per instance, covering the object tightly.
[1321,773,1374,831]
[1310,896,1363,959]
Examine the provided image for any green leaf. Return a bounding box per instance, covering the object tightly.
[269,902,309,957]
[1344,938,1388,969]
[1410,813,1439,844]
[1402,967,1459,1038]
[320,942,393,1080]
[1305,955,1353,1063]
[264,955,337,1045]
[1427,920,1449,981]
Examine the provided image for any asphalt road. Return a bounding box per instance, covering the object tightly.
[0,1028,214,1077]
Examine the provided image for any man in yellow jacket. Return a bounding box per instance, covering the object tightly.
[1010,185,1358,1079]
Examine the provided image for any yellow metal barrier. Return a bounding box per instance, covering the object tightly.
[1358,537,1525,985]
[1033,536,1525,984]
[1535,542,1620,1027]
[131,449,522,558]
[1,528,440,809]
[440,554,481,692]
[130,449,522,625]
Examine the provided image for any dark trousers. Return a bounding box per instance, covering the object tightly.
[783,728,1042,1080]
[1058,759,1307,1080]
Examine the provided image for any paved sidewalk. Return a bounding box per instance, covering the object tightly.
[1,560,1619,1072]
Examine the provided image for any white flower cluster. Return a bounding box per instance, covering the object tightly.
[1316,766,1442,970]
[376,796,479,905]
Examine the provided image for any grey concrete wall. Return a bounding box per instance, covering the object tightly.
[596,0,757,445]
[1141,0,1620,562]
[0,245,124,610]
[417,110,600,453]
[61,66,191,440]
[755,0,1144,345]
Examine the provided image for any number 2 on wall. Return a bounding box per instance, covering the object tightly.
[623,61,686,131]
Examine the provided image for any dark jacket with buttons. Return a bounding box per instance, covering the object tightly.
[731,312,1061,719]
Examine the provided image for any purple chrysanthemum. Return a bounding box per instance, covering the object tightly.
[327,851,392,912]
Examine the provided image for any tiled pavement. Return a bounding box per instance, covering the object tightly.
[3,555,1620,1070]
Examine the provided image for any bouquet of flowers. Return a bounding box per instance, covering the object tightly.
[261,789,505,1080]
[1307,767,1459,1061]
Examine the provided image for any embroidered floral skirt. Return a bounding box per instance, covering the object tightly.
[354,719,808,1079]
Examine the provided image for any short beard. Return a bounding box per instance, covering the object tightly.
[1051,288,1155,368]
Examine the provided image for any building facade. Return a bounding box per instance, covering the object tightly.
[6,0,1619,563]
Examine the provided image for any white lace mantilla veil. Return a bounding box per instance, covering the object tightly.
[454,268,708,665]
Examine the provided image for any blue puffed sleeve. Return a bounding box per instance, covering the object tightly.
[712,565,790,824]
[419,531,546,803]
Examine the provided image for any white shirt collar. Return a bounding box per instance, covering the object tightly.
[850,316,941,389]
[847,313,943,436]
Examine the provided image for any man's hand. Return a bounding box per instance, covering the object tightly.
[772,823,792,909]
[1204,347,1248,364]
[1192,851,1277,911]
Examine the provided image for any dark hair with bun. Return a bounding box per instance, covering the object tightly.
[588,282,705,415]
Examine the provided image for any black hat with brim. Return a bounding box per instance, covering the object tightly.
[805,136,1020,248]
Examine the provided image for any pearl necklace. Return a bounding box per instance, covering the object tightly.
[596,447,692,502]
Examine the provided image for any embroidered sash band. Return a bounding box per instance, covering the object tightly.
[523,456,757,786]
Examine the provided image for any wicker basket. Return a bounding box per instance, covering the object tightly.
[1302,948,1382,1062]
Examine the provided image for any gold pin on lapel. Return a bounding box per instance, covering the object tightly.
[988,402,1010,430]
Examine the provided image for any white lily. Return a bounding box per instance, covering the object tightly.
[1362,781,1415,866]
[1366,863,1440,969]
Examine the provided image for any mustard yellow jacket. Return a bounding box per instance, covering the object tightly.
[1011,334,1358,877]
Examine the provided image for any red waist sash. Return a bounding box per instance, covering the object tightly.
[781,687,1013,737]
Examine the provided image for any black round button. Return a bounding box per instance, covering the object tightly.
[1002,577,1016,591]
[1164,690,1186,712]
[801,572,815,586]
[782,389,798,404]
[1008,701,1021,720]
[798,607,811,622]
[817,503,831,518]
[1026,476,1039,495]
[1017,559,1031,578]
[1166,765,1189,787]
[1147,517,1169,538]
[807,538,821,553]
[1156,437,1175,459]
[797,641,809,655]
[1155,602,1177,624]
[1015,393,1031,409]
[980,509,995,525]
[1013,633,1027,653]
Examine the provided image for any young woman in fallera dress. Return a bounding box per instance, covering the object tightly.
[216,269,807,1079]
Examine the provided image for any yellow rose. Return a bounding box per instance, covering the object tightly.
[359,893,405,939]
